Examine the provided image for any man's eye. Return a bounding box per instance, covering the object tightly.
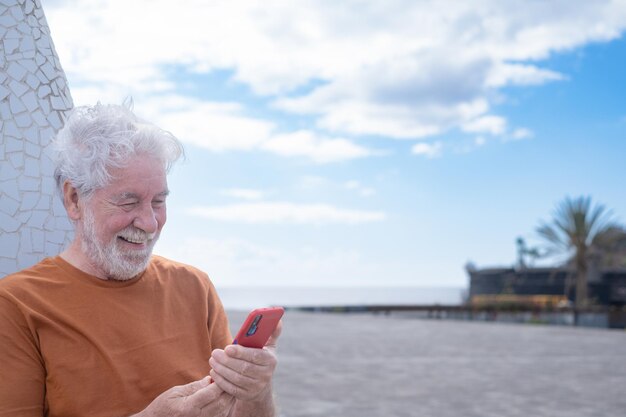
[152,200,166,207]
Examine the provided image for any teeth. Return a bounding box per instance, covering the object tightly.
[118,229,155,244]
[121,236,146,244]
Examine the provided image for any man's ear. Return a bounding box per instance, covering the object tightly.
[63,180,82,221]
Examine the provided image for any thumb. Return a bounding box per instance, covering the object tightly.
[187,379,228,409]
[178,376,211,396]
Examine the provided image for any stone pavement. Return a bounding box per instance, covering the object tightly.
[227,310,626,417]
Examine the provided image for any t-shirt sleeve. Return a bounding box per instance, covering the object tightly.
[205,280,233,350]
[0,295,45,417]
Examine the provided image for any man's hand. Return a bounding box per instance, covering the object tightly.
[135,377,235,417]
[209,321,282,402]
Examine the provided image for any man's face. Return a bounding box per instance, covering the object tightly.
[77,155,168,280]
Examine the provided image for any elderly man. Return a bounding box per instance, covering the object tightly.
[0,103,281,417]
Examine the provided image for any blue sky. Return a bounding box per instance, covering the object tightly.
[44,1,626,288]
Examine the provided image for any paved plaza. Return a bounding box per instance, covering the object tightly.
[227,310,626,417]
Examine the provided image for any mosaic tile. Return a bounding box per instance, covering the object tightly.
[9,79,29,97]
[19,229,32,253]
[34,194,49,210]
[0,211,20,232]
[26,209,47,228]
[8,151,23,168]
[0,233,19,257]
[20,191,39,210]
[0,194,20,216]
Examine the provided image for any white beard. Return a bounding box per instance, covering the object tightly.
[80,208,158,281]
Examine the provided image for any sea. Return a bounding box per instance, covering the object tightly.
[215,286,466,311]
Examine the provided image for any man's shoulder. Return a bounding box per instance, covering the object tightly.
[0,257,60,285]
[0,257,62,297]
[149,255,203,273]
[147,255,220,298]
[149,255,211,281]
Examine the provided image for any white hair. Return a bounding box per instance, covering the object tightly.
[53,102,184,199]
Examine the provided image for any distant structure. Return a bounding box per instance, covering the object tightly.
[0,0,73,277]
[467,266,626,327]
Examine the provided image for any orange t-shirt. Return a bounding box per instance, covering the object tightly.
[0,255,232,417]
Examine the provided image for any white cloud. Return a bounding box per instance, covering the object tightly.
[220,188,265,200]
[292,176,376,197]
[135,95,375,162]
[487,63,566,87]
[451,136,491,154]
[142,98,273,152]
[187,202,386,224]
[344,180,376,197]
[462,115,507,135]
[505,128,535,142]
[261,130,375,163]
[275,97,447,139]
[412,141,443,159]
[46,0,626,148]
[295,175,331,190]
[474,136,487,147]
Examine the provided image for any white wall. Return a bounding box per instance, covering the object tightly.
[0,0,73,277]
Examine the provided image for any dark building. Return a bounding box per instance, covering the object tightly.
[467,266,626,308]
[467,266,626,328]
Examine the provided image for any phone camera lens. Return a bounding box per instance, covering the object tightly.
[246,315,263,336]
[246,325,257,336]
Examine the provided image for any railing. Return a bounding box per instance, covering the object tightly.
[287,304,626,329]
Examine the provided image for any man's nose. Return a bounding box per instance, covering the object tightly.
[134,203,158,234]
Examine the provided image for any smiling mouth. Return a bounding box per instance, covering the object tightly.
[118,236,147,245]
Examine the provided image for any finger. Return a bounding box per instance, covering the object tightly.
[210,367,251,400]
[265,319,282,349]
[210,355,257,385]
[223,344,277,366]
[210,351,274,398]
[213,348,275,383]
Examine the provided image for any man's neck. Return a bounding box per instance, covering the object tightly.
[59,242,110,281]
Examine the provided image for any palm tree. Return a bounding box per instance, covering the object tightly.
[536,196,624,310]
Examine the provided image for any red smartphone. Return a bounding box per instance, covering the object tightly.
[233,307,284,348]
